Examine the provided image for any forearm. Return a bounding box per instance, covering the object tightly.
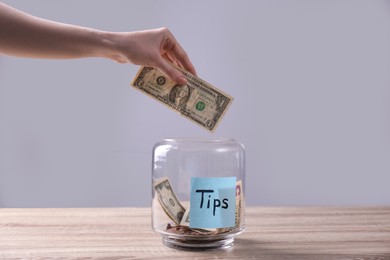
[0,3,116,60]
[0,2,196,83]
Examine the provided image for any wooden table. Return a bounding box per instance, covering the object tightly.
[0,207,389,259]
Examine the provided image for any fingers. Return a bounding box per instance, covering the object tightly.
[162,52,177,66]
[156,57,187,85]
[126,27,196,85]
[169,44,197,76]
[162,28,197,76]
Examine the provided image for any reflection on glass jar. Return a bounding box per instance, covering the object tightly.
[152,138,246,250]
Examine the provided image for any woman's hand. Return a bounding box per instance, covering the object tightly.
[107,28,196,85]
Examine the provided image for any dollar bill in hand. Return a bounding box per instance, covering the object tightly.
[131,65,233,132]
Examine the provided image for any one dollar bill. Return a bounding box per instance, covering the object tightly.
[131,65,233,132]
[154,177,186,225]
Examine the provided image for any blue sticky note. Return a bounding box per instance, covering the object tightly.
[190,177,236,229]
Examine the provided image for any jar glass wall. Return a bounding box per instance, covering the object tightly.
[152,138,245,250]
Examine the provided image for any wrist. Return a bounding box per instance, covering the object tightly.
[96,31,127,63]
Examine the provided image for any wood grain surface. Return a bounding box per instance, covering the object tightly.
[0,207,389,259]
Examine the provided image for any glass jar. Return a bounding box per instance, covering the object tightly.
[152,138,245,250]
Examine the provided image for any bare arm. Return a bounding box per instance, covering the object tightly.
[0,3,196,84]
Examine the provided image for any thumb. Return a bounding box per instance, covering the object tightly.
[156,58,187,85]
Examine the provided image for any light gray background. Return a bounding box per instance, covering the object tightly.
[0,0,389,207]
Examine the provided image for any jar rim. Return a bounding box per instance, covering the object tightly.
[162,137,236,144]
